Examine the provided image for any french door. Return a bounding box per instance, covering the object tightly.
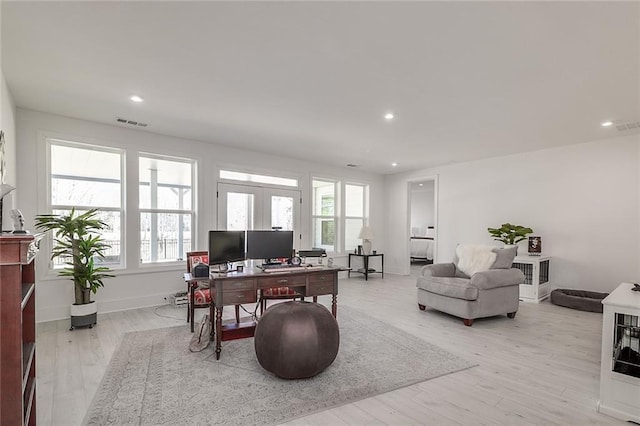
[217,183,301,248]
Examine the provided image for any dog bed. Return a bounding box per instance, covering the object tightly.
[550,289,608,313]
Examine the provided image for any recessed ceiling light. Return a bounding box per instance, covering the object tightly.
[419,183,423,186]
[130,95,144,103]
[601,121,613,127]
[391,162,398,167]
[384,112,394,120]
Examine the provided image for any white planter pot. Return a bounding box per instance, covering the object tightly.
[70,301,97,317]
[70,301,97,330]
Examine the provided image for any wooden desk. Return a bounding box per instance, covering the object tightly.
[186,266,339,359]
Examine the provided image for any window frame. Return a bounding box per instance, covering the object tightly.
[138,152,196,265]
[311,178,370,254]
[46,138,125,269]
[343,182,369,253]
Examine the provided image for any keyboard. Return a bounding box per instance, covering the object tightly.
[261,265,325,273]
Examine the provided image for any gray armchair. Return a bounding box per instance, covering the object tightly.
[416,246,524,326]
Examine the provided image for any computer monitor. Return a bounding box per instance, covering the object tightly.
[246,230,294,262]
[208,230,245,266]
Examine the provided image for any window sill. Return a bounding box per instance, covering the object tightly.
[39,262,184,281]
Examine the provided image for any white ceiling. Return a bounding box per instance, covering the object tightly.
[2,1,639,174]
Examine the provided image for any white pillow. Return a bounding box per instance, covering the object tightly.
[455,244,497,276]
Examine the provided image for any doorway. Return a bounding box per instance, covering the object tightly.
[408,179,437,276]
[217,183,301,249]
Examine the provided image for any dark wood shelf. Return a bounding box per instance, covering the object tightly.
[1,234,38,426]
[21,282,35,310]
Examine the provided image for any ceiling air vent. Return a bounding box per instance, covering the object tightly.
[116,117,148,127]
[346,163,358,168]
[615,120,640,132]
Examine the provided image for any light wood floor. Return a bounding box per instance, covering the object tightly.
[36,273,625,425]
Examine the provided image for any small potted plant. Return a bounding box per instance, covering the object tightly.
[487,223,534,249]
[35,208,113,330]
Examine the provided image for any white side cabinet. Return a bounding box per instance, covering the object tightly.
[512,255,550,303]
[598,282,640,422]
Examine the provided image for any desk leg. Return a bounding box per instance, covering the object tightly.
[332,294,337,318]
[364,256,369,281]
[381,254,384,278]
[348,254,352,278]
[189,283,196,332]
[215,307,222,360]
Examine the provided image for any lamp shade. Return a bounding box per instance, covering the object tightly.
[358,225,375,240]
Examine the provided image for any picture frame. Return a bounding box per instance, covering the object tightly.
[528,236,542,255]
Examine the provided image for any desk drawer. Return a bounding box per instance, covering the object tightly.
[223,289,256,304]
[308,273,335,285]
[259,275,306,289]
[221,279,256,292]
[307,281,334,296]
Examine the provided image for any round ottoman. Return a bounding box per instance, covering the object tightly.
[550,289,608,313]
[254,301,339,379]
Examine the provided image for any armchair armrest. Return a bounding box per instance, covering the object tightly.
[469,268,525,290]
[421,263,456,278]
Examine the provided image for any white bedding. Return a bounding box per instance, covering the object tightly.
[410,237,434,261]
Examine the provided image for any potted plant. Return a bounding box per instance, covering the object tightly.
[35,208,113,330]
[487,223,534,246]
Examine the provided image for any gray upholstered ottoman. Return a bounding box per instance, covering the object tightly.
[254,301,339,379]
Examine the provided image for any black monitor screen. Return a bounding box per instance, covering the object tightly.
[246,230,294,261]
[208,231,245,265]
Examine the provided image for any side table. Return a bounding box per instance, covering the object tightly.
[348,253,384,281]
[512,255,551,303]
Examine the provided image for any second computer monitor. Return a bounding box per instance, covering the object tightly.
[246,230,293,261]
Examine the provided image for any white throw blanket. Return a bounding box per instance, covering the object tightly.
[455,244,497,276]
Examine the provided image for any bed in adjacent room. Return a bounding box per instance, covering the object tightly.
[410,227,435,263]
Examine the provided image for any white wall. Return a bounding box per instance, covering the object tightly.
[0,70,17,229]
[385,134,640,293]
[16,109,385,322]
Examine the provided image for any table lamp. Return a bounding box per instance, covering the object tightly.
[358,225,375,255]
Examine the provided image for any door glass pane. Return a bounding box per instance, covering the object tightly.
[140,213,192,262]
[227,192,254,230]
[271,196,293,230]
[345,218,364,252]
[313,218,335,251]
[345,184,364,217]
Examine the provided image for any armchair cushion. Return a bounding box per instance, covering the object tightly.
[417,276,479,301]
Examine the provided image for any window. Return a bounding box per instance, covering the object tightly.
[312,179,369,253]
[220,169,298,187]
[344,184,366,252]
[48,139,123,266]
[312,180,337,252]
[139,155,195,263]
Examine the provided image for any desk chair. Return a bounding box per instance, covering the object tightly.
[260,286,302,314]
[186,251,240,332]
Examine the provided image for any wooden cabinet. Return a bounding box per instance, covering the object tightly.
[598,282,640,422]
[512,255,551,303]
[0,234,41,426]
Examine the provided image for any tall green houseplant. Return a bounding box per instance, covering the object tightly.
[35,208,113,306]
[487,223,533,245]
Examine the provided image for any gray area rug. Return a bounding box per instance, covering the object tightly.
[84,306,475,425]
